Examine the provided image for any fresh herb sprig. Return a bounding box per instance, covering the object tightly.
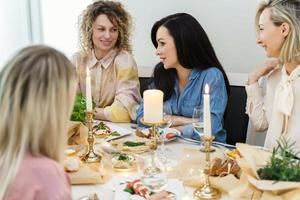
[123,141,146,147]
[117,153,131,161]
[98,122,106,130]
[257,137,300,182]
[111,131,120,136]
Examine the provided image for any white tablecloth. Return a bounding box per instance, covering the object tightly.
[72,122,230,200]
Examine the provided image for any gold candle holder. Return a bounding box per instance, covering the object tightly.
[140,117,168,150]
[194,135,220,200]
[81,111,101,163]
[139,117,169,178]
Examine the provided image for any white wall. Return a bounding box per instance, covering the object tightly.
[40,0,90,58]
[40,0,266,74]
[0,0,31,69]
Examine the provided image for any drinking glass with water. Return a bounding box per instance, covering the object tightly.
[192,106,204,137]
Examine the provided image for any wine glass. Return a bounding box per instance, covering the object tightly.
[138,153,167,192]
[158,102,173,162]
[192,106,204,138]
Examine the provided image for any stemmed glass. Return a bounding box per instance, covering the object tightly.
[192,106,204,138]
[158,102,173,161]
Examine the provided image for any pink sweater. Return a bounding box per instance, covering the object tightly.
[5,153,71,200]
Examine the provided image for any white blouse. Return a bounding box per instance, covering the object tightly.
[246,65,300,150]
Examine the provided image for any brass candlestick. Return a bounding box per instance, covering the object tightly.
[194,135,220,200]
[141,118,167,176]
[140,117,168,150]
[81,111,101,163]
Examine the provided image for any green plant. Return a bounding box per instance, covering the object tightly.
[257,137,300,182]
[70,93,96,122]
[70,93,86,122]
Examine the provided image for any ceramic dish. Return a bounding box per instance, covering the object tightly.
[111,153,137,172]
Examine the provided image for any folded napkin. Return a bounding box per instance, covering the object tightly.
[68,121,88,145]
[167,147,225,187]
[114,178,185,200]
[68,158,113,185]
[231,143,300,200]
[174,145,300,199]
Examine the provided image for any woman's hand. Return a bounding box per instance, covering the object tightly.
[171,116,193,127]
[248,58,279,84]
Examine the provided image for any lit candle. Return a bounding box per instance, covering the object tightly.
[203,84,211,136]
[143,89,163,123]
[86,68,93,112]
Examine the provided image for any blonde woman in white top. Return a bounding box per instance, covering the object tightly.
[246,0,300,149]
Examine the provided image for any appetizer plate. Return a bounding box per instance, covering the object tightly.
[93,120,132,141]
[138,128,180,143]
[111,153,137,172]
[114,178,184,200]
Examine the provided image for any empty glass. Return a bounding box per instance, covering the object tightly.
[138,153,167,192]
[158,102,173,162]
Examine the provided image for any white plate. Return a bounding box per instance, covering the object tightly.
[114,178,184,200]
[93,120,132,141]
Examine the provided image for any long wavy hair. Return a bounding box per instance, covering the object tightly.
[255,0,300,64]
[78,0,133,56]
[0,45,77,199]
[151,13,230,101]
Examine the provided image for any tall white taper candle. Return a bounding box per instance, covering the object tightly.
[203,84,212,136]
[86,68,93,112]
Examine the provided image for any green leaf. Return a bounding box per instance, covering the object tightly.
[123,186,134,194]
[111,131,120,136]
[123,141,146,147]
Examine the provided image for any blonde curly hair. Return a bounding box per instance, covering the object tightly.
[78,0,133,56]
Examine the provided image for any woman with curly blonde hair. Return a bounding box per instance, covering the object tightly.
[0,45,77,199]
[72,0,141,122]
[246,0,300,149]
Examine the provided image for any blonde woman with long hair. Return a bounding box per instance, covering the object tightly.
[246,0,300,149]
[72,0,141,123]
[0,45,77,199]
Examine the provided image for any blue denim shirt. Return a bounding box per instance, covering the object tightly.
[136,67,228,143]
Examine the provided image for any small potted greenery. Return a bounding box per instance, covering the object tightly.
[257,138,300,182]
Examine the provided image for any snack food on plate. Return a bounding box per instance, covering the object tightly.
[64,157,81,172]
[117,139,150,154]
[165,132,176,140]
[210,157,241,177]
[93,121,111,137]
[226,149,241,159]
[111,153,136,171]
[124,179,151,197]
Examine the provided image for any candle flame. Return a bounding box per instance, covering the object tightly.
[205,84,209,94]
[86,68,90,76]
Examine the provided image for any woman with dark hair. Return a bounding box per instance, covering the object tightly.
[136,13,229,142]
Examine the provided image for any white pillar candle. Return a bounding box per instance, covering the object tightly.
[86,68,93,112]
[203,84,212,136]
[143,89,163,123]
